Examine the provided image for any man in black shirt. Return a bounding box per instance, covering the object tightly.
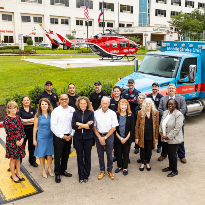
[36,81,59,109]
[109,86,121,112]
[90,81,108,111]
[67,83,79,110]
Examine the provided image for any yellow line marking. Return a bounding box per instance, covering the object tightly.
[0,143,38,202]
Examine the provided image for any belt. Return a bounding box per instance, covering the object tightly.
[64,133,71,136]
[99,133,108,136]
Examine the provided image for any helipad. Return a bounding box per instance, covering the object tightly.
[24,58,141,69]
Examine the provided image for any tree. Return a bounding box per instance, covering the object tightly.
[168,9,205,41]
[66,34,75,40]
[26,37,33,45]
[127,36,140,44]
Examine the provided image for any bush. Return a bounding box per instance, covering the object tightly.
[0,46,19,50]
[5,92,25,106]
[26,37,33,46]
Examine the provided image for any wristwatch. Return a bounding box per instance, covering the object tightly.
[78,123,81,126]
[104,136,107,140]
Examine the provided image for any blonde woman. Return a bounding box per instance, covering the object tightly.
[33,98,54,178]
[135,98,159,171]
[3,101,26,183]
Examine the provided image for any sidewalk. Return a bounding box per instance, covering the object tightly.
[0,112,205,205]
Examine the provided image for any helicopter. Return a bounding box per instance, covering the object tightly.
[40,24,139,61]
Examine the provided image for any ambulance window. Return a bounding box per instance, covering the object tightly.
[112,43,117,47]
[180,58,197,79]
[129,42,135,48]
[106,43,110,47]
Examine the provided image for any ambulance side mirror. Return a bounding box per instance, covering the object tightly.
[189,65,196,83]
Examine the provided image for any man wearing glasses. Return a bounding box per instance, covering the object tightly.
[51,94,75,183]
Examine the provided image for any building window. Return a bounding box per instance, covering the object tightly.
[4,36,14,43]
[126,24,132,27]
[21,0,26,2]
[185,0,194,8]
[99,2,114,11]
[76,0,93,9]
[99,22,105,27]
[85,21,92,26]
[119,23,125,27]
[171,0,181,6]
[76,20,83,26]
[50,18,58,24]
[61,19,69,25]
[38,0,42,4]
[171,11,179,16]
[198,2,205,9]
[156,0,167,3]
[107,22,113,27]
[2,14,12,21]
[33,17,42,23]
[35,37,43,43]
[50,0,69,6]
[23,36,29,43]
[21,16,31,22]
[120,5,133,14]
[155,9,166,17]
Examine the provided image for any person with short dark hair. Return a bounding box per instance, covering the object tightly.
[147,82,163,153]
[72,96,94,183]
[68,83,79,110]
[17,95,38,167]
[122,78,141,154]
[36,81,59,109]
[90,81,108,111]
[3,101,26,183]
[159,99,184,177]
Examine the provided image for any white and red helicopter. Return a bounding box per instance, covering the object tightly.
[40,24,139,60]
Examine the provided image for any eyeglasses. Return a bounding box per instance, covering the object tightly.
[9,107,17,110]
[60,98,69,101]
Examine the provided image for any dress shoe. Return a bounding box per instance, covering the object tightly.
[157,147,161,153]
[10,176,21,183]
[146,165,151,171]
[139,165,144,171]
[180,158,187,164]
[16,174,25,181]
[115,168,122,173]
[162,167,172,172]
[30,162,38,167]
[60,171,72,177]
[167,171,178,177]
[113,156,117,162]
[55,175,61,183]
[98,171,105,180]
[134,148,139,154]
[158,156,166,161]
[84,179,88,183]
[108,171,115,180]
[123,170,128,175]
[79,180,84,184]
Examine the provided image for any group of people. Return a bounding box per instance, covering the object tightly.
[3,79,186,184]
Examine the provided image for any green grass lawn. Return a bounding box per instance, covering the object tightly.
[0,55,145,105]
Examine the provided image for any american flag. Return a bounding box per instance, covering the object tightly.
[84,2,89,23]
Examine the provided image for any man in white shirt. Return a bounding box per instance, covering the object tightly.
[51,94,75,183]
[93,96,118,180]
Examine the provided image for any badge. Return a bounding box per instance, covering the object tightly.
[130,94,135,98]
[155,98,159,101]
[111,104,115,106]
[99,95,101,98]
[30,112,33,114]
[126,94,128,95]
[54,96,56,98]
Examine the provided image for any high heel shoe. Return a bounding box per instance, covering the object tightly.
[10,176,21,183]
[42,171,48,179]
[47,169,54,177]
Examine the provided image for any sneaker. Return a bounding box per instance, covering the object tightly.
[108,171,115,180]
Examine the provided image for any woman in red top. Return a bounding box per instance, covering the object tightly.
[3,101,26,183]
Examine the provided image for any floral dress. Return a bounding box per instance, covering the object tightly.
[3,115,26,159]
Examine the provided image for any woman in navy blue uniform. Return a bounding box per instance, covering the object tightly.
[72,96,94,183]
[17,95,38,167]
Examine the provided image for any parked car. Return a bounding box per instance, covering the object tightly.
[0,43,11,47]
[37,43,51,48]
[157,44,161,50]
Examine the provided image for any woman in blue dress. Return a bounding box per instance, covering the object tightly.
[33,98,54,178]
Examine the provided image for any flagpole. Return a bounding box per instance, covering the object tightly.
[103,1,104,33]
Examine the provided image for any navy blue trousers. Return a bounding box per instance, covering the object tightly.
[95,134,114,172]
[161,126,185,159]
[74,137,93,180]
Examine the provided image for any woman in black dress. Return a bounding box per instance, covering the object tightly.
[17,95,38,167]
[3,101,26,183]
